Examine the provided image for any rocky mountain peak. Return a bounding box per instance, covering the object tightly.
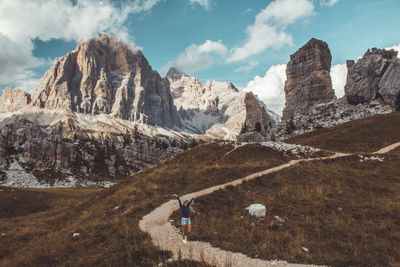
[165,70,276,137]
[30,33,179,128]
[363,47,398,59]
[166,67,188,82]
[282,38,335,121]
[1,87,31,111]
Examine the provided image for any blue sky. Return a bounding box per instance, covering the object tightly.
[1,0,400,114]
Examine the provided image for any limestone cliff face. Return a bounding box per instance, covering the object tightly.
[244,92,273,132]
[0,112,183,186]
[166,68,276,138]
[345,48,400,110]
[378,59,400,110]
[1,88,31,111]
[282,38,336,121]
[30,33,179,128]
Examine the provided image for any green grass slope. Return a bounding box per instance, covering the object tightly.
[286,112,400,153]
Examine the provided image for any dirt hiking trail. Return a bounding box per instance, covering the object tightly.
[139,142,400,267]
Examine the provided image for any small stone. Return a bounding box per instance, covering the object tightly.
[274,216,285,223]
[301,246,309,252]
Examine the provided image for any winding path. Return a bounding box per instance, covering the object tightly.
[139,142,400,267]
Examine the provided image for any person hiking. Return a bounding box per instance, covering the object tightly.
[173,194,194,243]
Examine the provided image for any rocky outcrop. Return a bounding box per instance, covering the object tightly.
[0,111,185,187]
[282,38,336,121]
[276,98,391,139]
[345,48,398,106]
[378,59,400,110]
[1,88,31,111]
[166,68,277,139]
[166,67,188,82]
[30,33,179,128]
[243,92,273,132]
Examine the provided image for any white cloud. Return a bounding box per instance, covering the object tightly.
[243,64,287,116]
[331,64,347,98]
[320,0,339,7]
[160,40,228,76]
[189,0,211,10]
[235,61,259,73]
[227,0,314,63]
[0,0,161,92]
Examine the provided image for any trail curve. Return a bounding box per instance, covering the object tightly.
[139,143,399,267]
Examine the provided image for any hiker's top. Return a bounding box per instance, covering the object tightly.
[177,197,193,218]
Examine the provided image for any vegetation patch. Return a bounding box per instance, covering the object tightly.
[179,154,400,267]
[286,112,400,153]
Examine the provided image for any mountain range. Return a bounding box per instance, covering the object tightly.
[1,34,399,187]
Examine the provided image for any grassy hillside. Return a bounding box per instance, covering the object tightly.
[0,143,293,266]
[286,112,400,153]
[389,146,400,156]
[0,187,102,218]
[180,154,400,266]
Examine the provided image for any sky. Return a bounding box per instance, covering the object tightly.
[0,0,400,115]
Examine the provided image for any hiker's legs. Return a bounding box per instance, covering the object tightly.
[187,223,191,234]
[181,224,187,239]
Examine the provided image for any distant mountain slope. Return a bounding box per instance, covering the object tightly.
[166,68,277,138]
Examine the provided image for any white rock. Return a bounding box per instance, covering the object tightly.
[274,216,285,223]
[246,204,266,217]
[301,246,309,252]
[72,233,80,238]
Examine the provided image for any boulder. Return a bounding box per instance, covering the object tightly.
[345,48,398,105]
[246,204,266,217]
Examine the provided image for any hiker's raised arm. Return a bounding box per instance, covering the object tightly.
[177,196,182,208]
[187,198,194,207]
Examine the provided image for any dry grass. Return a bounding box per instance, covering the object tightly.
[388,147,400,156]
[286,112,400,153]
[0,143,292,266]
[182,154,400,267]
[0,187,102,218]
